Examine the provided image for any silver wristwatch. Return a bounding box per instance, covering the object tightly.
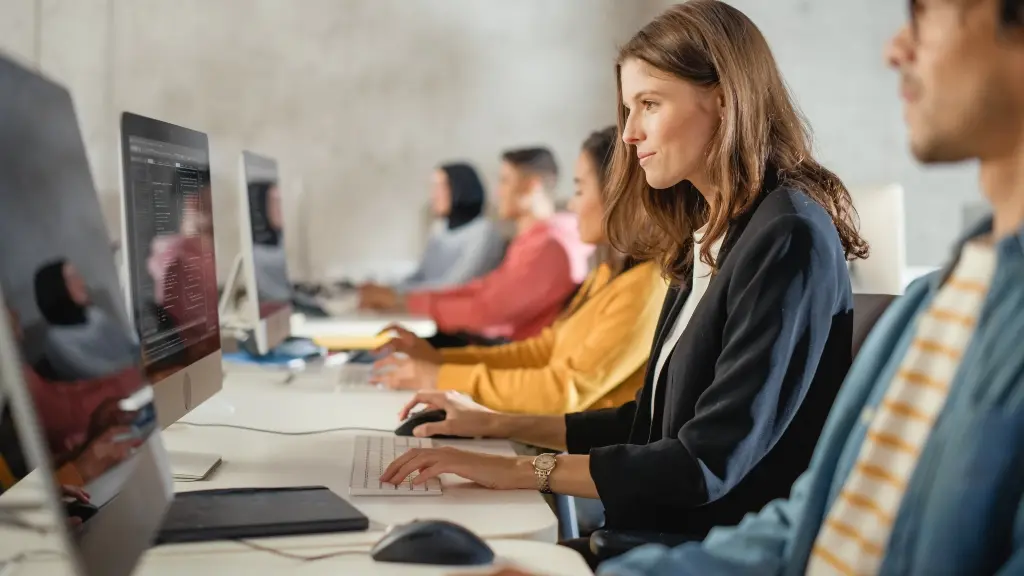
[532,453,558,494]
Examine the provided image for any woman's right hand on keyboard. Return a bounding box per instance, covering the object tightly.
[398,391,502,439]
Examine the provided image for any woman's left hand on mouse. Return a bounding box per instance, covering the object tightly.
[380,447,533,491]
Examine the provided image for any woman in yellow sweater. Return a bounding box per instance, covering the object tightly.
[371,127,667,415]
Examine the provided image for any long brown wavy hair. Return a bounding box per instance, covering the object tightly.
[605,0,868,284]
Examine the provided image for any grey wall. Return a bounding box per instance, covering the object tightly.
[1,0,668,283]
[0,0,983,277]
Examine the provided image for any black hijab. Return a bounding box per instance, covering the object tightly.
[439,163,485,231]
[248,181,280,246]
[34,259,87,326]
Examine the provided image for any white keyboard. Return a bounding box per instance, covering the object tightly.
[349,435,442,496]
[338,363,374,387]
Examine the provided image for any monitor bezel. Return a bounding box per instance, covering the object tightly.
[117,112,223,428]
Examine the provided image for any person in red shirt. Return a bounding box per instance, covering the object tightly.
[3,306,143,488]
[361,147,592,343]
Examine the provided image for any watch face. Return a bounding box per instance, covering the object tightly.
[535,454,557,471]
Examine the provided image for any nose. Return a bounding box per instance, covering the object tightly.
[885,23,913,70]
[621,111,642,145]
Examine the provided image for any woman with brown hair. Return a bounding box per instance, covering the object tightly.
[379,0,866,560]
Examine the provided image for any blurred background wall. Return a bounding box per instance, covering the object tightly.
[0,0,981,282]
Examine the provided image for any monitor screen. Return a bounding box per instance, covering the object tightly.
[0,56,167,570]
[122,131,220,381]
[242,151,292,320]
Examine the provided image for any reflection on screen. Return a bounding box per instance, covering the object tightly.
[0,70,156,529]
[124,136,220,378]
[243,152,291,319]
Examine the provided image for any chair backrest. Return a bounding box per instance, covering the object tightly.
[852,293,897,358]
[849,184,906,295]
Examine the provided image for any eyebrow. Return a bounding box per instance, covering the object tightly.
[622,89,665,106]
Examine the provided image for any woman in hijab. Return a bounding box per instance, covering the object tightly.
[33,259,139,382]
[392,162,506,292]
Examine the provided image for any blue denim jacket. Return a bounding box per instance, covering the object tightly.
[601,219,1024,576]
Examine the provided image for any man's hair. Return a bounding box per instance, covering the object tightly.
[1003,0,1023,25]
[501,147,559,193]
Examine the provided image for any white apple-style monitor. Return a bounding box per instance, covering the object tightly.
[849,184,907,295]
[0,55,171,575]
[218,151,292,355]
[117,113,223,477]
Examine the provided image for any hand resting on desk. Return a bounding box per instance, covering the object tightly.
[358,284,405,311]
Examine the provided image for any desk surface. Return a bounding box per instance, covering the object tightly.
[165,371,559,546]
[3,539,591,575]
[291,309,437,340]
[0,369,576,575]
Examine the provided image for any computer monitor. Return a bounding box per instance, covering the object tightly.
[221,151,293,355]
[117,113,223,430]
[0,55,171,576]
[849,184,907,295]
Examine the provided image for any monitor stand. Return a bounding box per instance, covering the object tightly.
[169,450,223,482]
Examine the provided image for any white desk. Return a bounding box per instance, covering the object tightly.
[291,311,436,340]
[0,370,581,575]
[0,481,587,575]
[2,538,590,575]
[164,373,559,545]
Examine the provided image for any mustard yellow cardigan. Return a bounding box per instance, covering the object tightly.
[437,261,667,414]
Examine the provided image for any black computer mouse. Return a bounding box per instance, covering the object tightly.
[394,409,467,439]
[65,500,99,522]
[371,519,495,566]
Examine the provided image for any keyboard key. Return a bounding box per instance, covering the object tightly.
[349,435,442,497]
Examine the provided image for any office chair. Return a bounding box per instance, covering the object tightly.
[587,293,898,563]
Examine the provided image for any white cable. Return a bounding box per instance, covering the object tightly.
[233,539,371,562]
[175,422,393,436]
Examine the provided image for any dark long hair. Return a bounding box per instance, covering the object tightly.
[605,0,868,284]
[581,127,632,277]
[439,163,486,230]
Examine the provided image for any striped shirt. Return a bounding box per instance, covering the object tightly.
[806,240,997,575]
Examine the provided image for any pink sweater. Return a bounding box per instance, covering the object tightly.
[406,218,591,341]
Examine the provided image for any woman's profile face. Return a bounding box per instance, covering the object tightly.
[430,170,452,217]
[568,151,606,245]
[619,57,722,191]
[62,263,90,307]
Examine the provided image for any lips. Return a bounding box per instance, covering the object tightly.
[900,77,920,103]
[637,152,655,165]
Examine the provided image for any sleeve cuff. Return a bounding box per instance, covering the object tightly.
[565,412,596,454]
